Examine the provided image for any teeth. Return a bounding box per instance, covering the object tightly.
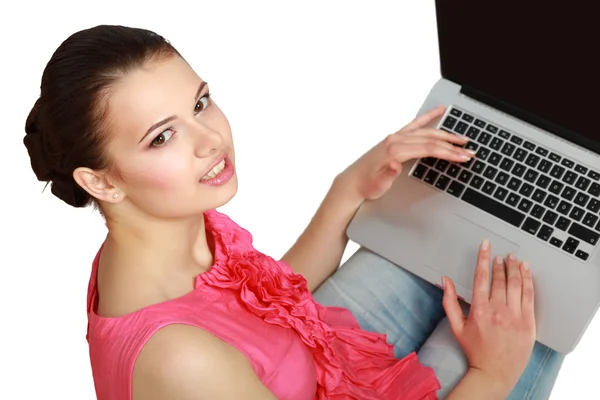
[201,159,226,180]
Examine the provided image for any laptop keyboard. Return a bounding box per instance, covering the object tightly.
[410,107,600,262]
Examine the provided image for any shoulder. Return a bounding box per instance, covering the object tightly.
[132,324,277,400]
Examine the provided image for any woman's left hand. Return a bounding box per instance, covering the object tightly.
[336,105,474,203]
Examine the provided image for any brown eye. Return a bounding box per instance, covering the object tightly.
[151,129,174,147]
[194,94,210,113]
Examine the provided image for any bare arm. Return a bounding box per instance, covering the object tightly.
[281,175,363,292]
[132,324,278,400]
[446,368,512,400]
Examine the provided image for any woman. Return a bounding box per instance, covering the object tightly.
[24,25,563,399]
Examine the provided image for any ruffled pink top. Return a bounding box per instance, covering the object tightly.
[86,210,440,399]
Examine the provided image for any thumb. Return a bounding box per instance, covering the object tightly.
[442,276,466,336]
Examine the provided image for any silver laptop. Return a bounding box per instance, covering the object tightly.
[346,0,599,354]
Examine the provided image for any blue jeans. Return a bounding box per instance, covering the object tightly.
[313,248,564,399]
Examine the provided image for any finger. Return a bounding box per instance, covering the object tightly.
[490,255,507,304]
[471,239,491,307]
[442,276,467,336]
[388,141,475,164]
[406,128,470,145]
[400,105,446,132]
[505,253,522,314]
[521,262,535,324]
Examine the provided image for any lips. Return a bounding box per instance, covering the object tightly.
[199,155,235,186]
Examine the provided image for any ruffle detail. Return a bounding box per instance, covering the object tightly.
[198,210,440,399]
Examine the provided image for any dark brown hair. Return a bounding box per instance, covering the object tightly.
[24,25,179,207]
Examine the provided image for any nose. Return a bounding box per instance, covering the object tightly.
[192,120,223,158]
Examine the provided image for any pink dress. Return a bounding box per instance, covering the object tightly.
[86,210,441,399]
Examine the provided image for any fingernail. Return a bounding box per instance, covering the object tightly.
[508,253,517,260]
[460,154,472,160]
[495,255,503,263]
[466,149,478,155]
[481,239,489,250]
[442,276,446,289]
[522,262,530,270]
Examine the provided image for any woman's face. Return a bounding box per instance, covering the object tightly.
[103,55,237,218]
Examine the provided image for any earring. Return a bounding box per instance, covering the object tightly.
[112,193,119,199]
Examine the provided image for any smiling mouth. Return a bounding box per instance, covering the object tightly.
[200,158,226,181]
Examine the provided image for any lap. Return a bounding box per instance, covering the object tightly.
[312,247,447,357]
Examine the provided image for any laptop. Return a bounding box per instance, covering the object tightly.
[346,0,599,354]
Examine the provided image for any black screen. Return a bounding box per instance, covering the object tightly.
[435,1,598,152]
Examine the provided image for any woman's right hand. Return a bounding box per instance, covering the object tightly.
[442,239,536,393]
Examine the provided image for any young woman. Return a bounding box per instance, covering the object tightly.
[24,25,564,399]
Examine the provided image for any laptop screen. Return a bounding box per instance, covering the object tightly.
[435,1,597,152]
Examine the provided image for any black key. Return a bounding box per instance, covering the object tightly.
[535,147,549,156]
[471,160,486,174]
[465,141,479,152]
[455,121,468,134]
[490,137,504,151]
[488,152,502,166]
[518,198,533,213]
[549,180,564,195]
[548,152,561,163]
[508,177,522,191]
[543,210,558,225]
[569,206,585,221]
[550,237,563,247]
[531,204,545,218]
[523,141,536,151]
[519,183,535,197]
[588,199,600,212]
[461,157,475,168]
[561,158,575,168]
[568,222,600,245]
[476,147,490,160]
[537,159,553,173]
[500,158,514,172]
[435,159,450,172]
[525,153,540,167]
[588,170,600,181]
[522,217,541,234]
[514,148,528,162]
[495,171,510,186]
[576,250,589,261]
[557,200,572,215]
[498,130,511,139]
[524,169,539,183]
[537,224,554,241]
[567,237,580,249]
[532,189,546,203]
[435,175,451,190]
[501,142,516,157]
[510,135,524,145]
[462,113,474,122]
[443,116,458,130]
[462,188,526,227]
[575,164,588,174]
[494,187,508,201]
[512,163,526,177]
[583,212,598,228]
[506,192,521,207]
[447,180,465,197]
[477,132,492,145]
[575,192,590,207]
[561,187,576,201]
[486,124,498,133]
[556,216,571,231]
[550,165,565,179]
[412,164,428,179]
[466,126,480,139]
[482,181,497,195]
[422,157,437,167]
[450,108,462,117]
[470,175,484,189]
[424,169,439,184]
[563,241,577,254]
[458,170,473,184]
[544,194,559,209]
[536,175,551,189]
[483,166,498,180]
[563,171,577,185]
[474,119,486,128]
[588,183,600,197]
[447,164,461,178]
[576,176,591,191]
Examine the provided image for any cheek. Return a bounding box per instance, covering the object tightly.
[123,154,192,190]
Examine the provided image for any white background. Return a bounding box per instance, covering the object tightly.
[0,1,595,398]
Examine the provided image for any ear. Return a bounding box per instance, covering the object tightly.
[73,167,124,203]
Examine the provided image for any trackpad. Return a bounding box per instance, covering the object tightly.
[425,215,520,289]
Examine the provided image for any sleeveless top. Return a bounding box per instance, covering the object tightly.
[86,210,441,399]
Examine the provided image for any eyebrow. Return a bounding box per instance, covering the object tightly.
[138,81,208,144]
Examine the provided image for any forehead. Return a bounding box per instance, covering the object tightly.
[106,55,202,136]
